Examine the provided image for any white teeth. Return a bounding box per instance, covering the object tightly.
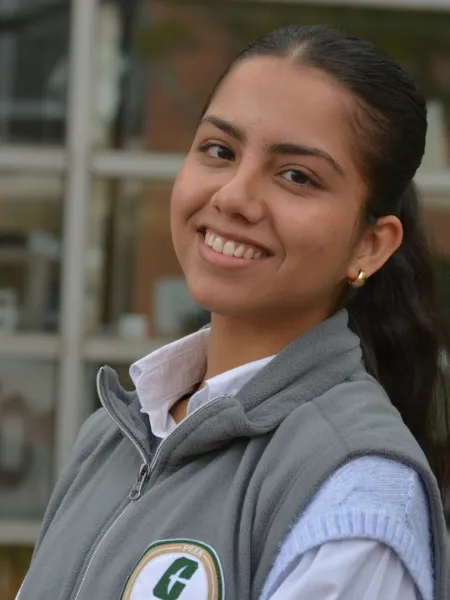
[233,244,245,258]
[205,230,266,260]
[223,241,236,256]
[212,237,224,253]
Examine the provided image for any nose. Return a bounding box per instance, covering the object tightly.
[210,166,265,224]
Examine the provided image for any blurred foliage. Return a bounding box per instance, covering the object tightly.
[140,0,450,52]
[133,17,196,58]
[125,0,450,143]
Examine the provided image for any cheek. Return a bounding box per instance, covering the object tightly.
[171,171,198,238]
[171,171,195,222]
[171,163,215,265]
[281,206,356,270]
[170,180,188,261]
[171,159,213,215]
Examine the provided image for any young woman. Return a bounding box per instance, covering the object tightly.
[18,25,450,600]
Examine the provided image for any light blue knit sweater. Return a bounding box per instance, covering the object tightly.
[260,455,433,600]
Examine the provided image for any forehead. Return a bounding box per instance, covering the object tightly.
[206,57,356,164]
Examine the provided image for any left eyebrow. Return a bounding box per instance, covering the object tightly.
[268,142,345,178]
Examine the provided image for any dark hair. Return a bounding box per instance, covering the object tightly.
[203,25,450,491]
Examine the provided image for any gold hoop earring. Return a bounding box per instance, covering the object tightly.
[349,270,367,289]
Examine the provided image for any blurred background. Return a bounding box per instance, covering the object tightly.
[0,0,450,597]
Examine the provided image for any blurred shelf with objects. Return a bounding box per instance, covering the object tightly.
[1,0,450,597]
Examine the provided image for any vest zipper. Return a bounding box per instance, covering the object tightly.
[96,367,148,468]
[71,369,228,600]
[71,370,150,600]
[72,464,149,600]
[128,463,149,500]
[147,393,229,475]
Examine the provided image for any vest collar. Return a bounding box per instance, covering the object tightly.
[98,309,363,464]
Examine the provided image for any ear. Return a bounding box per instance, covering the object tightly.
[346,216,403,282]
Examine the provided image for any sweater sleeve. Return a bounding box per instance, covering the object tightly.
[260,456,433,600]
[266,539,421,600]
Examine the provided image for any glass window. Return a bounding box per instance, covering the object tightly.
[0,0,71,144]
[85,178,207,341]
[0,173,63,333]
[97,0,450,171]
[0,358,57,520]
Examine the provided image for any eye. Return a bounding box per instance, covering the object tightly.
[281,169,318,189]
[198,143,234,161]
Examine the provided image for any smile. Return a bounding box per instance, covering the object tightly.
[204,229,268,260]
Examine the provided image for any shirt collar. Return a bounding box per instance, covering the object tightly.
[188,355,275,416]
[130,329,274,439]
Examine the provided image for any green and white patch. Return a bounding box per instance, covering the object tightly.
[122,539,224,600]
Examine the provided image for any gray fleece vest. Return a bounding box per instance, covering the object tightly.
[19,310,448,600]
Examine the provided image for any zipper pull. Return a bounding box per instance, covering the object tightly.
[129,464,149,501]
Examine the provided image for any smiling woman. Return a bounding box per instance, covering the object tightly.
[17,24,450,600]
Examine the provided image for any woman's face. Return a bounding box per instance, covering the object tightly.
[171,57,369,323]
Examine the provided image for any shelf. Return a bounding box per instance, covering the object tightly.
[0,333,60,359]
[83,335,173,363]
[0,248,60,263]
[0,146,65,174]
[0,520,41,546]
[417,171,450,192]
[91,151,184,180]
[0,334,173,363]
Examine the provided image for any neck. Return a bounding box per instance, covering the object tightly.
[203,308,329,382]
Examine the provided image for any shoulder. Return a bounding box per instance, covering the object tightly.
[72,407,113,456]
[282,370,425,464]
[275,456,433,600]
[32,407,112,554]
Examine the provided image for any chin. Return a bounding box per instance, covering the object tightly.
[187,281,257,317]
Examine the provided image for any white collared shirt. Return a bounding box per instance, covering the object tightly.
[130,328,274,439]
[130,330,424,600]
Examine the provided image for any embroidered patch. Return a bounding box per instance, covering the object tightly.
[121,539,225,600]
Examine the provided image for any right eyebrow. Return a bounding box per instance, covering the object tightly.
[199,115,247,144]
